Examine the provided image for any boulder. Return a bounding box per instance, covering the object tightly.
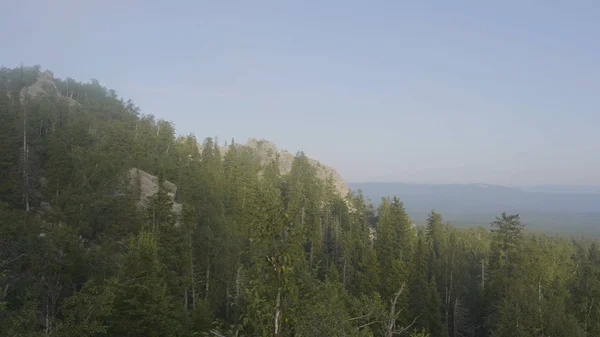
[20,69,80,106]
[129,168,182,224]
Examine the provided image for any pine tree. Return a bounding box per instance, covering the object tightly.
[243,156,306,336]
[411,234,444,336]
[109,232,181,337]
[374,197,416,332]
[486,213,527,337]
[283,152,323,270]
[3,65,600,337]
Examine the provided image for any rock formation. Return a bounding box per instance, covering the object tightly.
[221,138,350,198]
[129,168,183,221]
[20,68,80,106]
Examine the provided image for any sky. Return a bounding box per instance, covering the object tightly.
[2,1,600,186]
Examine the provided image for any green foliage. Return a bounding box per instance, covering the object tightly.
[109,232,182,337]
[295,279,370,337]
[410,328,431,337]
[1,66,600,336]
[53,281,116,337]
[410,234,443,336]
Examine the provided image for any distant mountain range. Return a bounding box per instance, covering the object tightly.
[520,185,600,194]
[348,182,600,236]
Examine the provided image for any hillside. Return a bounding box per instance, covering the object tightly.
[0,66,365,336]
[2,66,600,337]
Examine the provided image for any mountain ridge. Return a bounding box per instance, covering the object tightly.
[11,67,350,199]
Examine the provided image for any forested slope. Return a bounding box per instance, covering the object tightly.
[1,66,600,337]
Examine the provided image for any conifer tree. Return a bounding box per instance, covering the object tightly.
[3,65,600,337]
[109,232,181,337]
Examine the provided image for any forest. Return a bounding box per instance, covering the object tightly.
[1,65,600,337]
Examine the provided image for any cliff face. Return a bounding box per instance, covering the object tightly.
[229,138,349,198]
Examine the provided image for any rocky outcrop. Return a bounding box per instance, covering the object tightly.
[20,69,80,106]
[129,168,182,223]
[226,138,350,198]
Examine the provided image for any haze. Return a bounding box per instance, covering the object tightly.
[3,1,600,186]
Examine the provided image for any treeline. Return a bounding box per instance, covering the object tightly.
[1,66,600,337]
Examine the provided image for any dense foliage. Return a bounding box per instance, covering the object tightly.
[1,66,599,336]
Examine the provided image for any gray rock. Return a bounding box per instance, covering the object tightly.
[220,138,349,198]
[128,168,182,224]
[129,168,177,206]
[20,70,80,106]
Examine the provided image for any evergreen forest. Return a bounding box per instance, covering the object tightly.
[1,66,600,337]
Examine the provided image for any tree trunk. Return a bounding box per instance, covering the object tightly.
[481,258,485,290]
[453,298,458,337]
[446,251,454,333]
[152,208,156,233]
[22,95,29,212]
[45,302,50,337]
[385,282,406,337]
[538,278,542,332]
[445,256,449,332]
[205,257,210,298]
[516,301,519,330]
[343,256,347,287]
[235,267,242,301]
[191,248,196,308]
[242,185,246,210]
[184,289,188,310]
[274,287,281,337]
[226,284,230,318]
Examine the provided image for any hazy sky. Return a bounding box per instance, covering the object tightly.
[2,1,600,185]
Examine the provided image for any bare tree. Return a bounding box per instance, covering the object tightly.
[383,282,420,337]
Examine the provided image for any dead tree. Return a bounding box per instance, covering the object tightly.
[385,282,420,337]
